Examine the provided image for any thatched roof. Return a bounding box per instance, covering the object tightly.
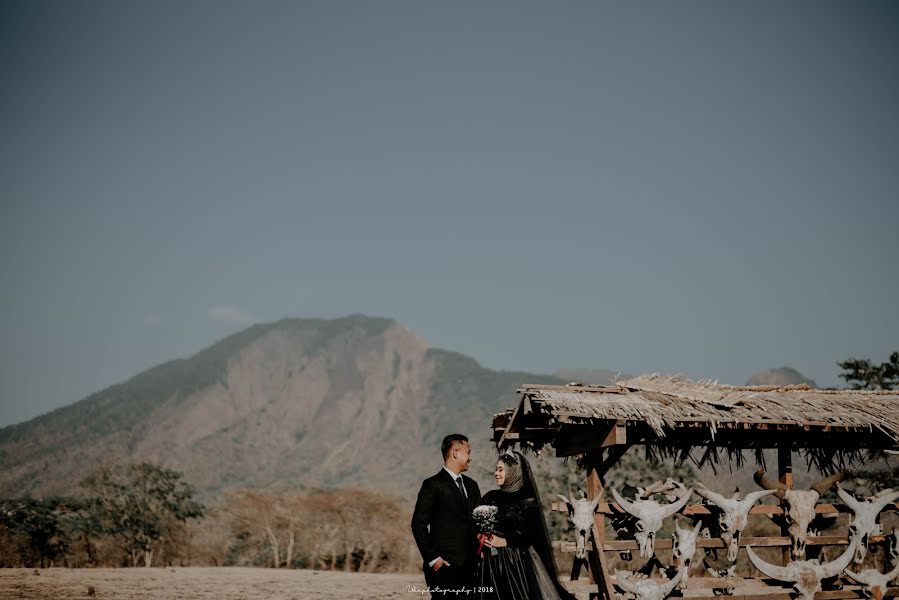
[493,374,899,469]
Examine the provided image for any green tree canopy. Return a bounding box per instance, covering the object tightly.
[81,462,204,567]
[838,351,899,390]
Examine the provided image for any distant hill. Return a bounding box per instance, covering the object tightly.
[745,366,817,387]
[0,315,563,498]
[0,318,833,501]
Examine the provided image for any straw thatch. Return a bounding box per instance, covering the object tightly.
[494,374,899,471]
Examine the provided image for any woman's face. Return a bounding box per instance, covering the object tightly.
[495,461,506,486]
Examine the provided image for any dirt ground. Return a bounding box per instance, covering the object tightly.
[0,567,432,600]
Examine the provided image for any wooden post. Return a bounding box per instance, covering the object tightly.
[778,446,793,565]
[585,448,621,600]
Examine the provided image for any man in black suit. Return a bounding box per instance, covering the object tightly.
[411,433,481,598]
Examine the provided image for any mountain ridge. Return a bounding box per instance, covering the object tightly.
[0,315,563,498]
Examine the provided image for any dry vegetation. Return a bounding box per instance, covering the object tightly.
[1,487,420,573]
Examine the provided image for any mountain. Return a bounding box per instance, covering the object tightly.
[0,315,563,498]
[745,366,817,387]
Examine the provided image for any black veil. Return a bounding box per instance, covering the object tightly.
[514,451,576,600]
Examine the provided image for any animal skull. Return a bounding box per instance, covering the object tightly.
[745,540,857,600]
[704,560,737,596]
[611,484,693,558]
[695,483,776,563]
[836,483,899,564]
[615,568,684,600]
[557,488,601,560]
[639,478,690,503]
[755,469,847,560]
[844,561,899,600]
[672,520,703,589]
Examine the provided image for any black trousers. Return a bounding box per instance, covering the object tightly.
[424,561,476,598]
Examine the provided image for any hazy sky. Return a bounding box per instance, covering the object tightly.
[2,1,897,427]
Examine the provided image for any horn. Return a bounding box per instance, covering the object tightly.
[746,546,792,581]
[614,570,639,594]
[660,568,685,595]
[693,520,703,535]
[811,471,848,497]
[754,469,787,499]
[836,483,861,511]
[872,489,899,513]
[885,560,899,581]
[822,537,857,578]
[744,489,777,506]
[611,487,639,517]
[695,483,728,506]
[661,488,693,519]
[556,493,571,506]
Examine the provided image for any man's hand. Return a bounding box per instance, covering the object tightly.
[432,557,451,570]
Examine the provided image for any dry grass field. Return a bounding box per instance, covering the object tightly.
[0,567,429,599]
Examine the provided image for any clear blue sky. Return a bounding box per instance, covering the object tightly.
[2,1,897,427]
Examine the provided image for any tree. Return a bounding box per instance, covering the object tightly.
[81,462,204,567]
[222,489,303,568]
[838,351,899,390]
[0,497,87,567]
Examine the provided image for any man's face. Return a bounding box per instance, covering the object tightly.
[453,441,471,472]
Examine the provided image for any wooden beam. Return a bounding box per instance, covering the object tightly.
[601,420,627,447]
[586,449,618,600]
[554,421,628,457]
[778,446,793,566]
[496,397,524,449]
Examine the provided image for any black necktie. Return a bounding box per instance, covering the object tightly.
[456,476,467,502]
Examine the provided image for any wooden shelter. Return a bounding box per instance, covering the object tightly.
[492,374,899,600]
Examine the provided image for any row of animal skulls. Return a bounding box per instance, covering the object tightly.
[613,533,899,600]
[557,471,899,565]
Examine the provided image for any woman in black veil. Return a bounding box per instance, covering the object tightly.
[476,450,576,600]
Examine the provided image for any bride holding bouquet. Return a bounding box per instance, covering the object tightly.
[473,450,575,600]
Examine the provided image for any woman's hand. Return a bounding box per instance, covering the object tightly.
[485,534,508,548]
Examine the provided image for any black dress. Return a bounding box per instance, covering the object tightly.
[476,488,571,600]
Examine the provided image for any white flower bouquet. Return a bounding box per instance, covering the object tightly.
[472,504,498,557]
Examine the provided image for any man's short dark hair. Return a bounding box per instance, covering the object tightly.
[441,434,468,459]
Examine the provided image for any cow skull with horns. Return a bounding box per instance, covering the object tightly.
[746,540,857,600]
[672,520,704,589]
[695,483,777,563]
[615,568,684,600]
[754,469,847,560]
[556,488,601,560]
[835,483,899,564]
[844,561,899,600]
[611,483,693,558]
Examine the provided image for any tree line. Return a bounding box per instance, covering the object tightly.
[0,462,417,571]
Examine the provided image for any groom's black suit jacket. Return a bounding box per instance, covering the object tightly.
[411,469,481,568]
